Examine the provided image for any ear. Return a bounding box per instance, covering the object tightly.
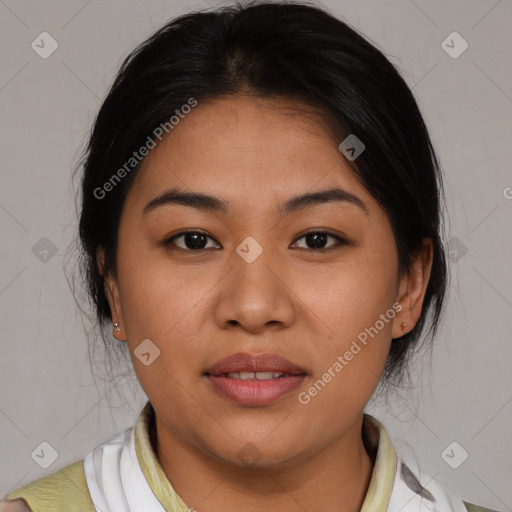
[96,246,126,341]
[392,238,433,338]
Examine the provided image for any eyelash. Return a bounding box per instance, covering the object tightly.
[164,230,348,252]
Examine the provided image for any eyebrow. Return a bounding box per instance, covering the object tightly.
[143,186,368,217]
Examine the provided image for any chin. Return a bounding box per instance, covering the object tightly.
[206,434,306,470]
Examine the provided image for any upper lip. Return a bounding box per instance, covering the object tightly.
[204,352,308,376]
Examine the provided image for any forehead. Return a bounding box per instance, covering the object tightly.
[127,95,373,215]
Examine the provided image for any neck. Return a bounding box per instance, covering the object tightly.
[151,412,375,512]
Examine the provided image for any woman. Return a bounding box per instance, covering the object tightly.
[1,1,501,511]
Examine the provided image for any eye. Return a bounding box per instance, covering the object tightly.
[164,230,221,251]
[291,231,347,251]
[164,230,347,252]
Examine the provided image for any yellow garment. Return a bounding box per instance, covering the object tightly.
[2,459,95,512]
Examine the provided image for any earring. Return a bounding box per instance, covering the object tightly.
[113,322,121,332]
[401,322,407,333]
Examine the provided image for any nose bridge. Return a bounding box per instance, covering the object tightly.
[228,206,279,266]
[232,233,278,292]
[214,231,294,331]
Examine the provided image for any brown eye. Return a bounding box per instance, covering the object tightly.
[291,231,347,251]
[165,231,221,251]
[164,230,347,252]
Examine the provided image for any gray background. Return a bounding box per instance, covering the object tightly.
[0,0,511,510]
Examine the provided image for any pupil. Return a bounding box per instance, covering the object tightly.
[185,232,207,249]
[306,232,327,249]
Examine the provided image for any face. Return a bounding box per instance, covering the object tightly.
[101,95,432,467]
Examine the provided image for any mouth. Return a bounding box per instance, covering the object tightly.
[219,371,295,380]
[203,353,309,406]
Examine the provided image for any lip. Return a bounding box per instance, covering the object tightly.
[203,352,308,406]
[204,352,308,375]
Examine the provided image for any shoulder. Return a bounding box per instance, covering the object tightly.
[1,459,95,512]
[463,501,505,512]
[389,453,504,512]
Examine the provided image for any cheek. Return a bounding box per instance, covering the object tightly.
[294,246,398,398]
[298,267,396,416]
[115,236,211,341]
[298,249,398,339]
[115,250,205,400]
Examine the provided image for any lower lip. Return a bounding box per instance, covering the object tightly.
[205,374,306,406]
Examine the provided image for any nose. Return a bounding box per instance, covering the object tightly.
[213,238,296,334]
